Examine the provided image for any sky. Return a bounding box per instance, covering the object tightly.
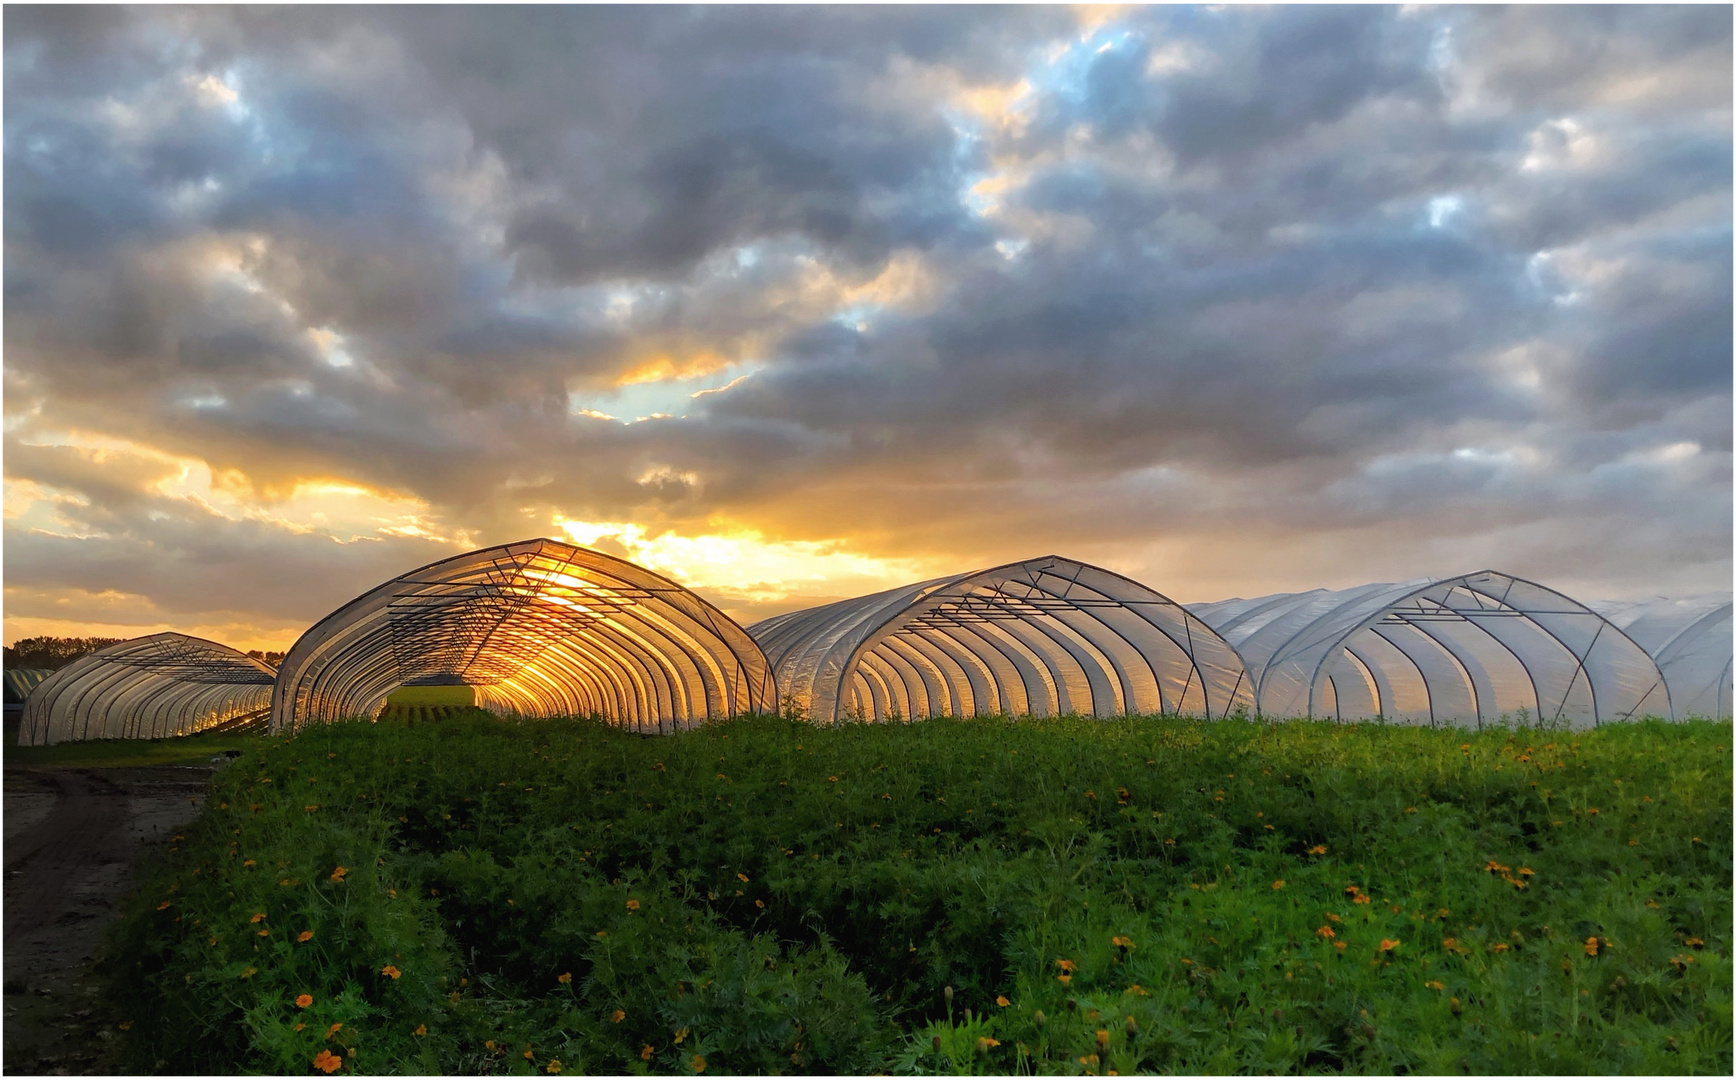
[4,4,1731,652]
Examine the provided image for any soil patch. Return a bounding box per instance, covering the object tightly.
[4,764,218,1075]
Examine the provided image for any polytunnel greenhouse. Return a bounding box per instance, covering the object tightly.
[270,537,775,733]
[1188,571,1671,728]
[749,555,1252,724]
[1594,596,1732,719]
[17,633,276,745]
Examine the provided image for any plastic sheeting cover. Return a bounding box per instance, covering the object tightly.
[751,555,1252,724]
[18,634,274,745]
[1593,595,1732,719]
[271,538,776,733]
[1190,571,1671,728]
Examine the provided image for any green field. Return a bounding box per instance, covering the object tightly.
[5,728,263,770]
[106,713,1730,1074]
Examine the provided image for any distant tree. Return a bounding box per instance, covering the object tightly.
[3,635,128,671]
[246,650,286,669]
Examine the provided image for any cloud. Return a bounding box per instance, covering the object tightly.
[3,6,1728,649]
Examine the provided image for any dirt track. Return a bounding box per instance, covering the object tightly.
[4,764,214,1075]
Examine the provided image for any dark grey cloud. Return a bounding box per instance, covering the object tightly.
[4,5,1729,644]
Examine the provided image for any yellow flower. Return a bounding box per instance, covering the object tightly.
[1272,880,1285,890]
[414,1024,427,1036]
[327,1023,342,1037]
[612,1009,626,1023]
[1379,939,1400,952]
[1315,926,1335,938]
[382,965,401,979]
[240,967,257,978]
[1056,958,1077,972]
[1491,943,1509,953]
[640,1044,655,1061]
[1308,845,1327,855]
[296,994,314,1008]
[313,1049,342,1073]
[242,859,256,868]
[557,972,573,984]
[1425,980,1444,991]
[1057,974,1072,985]
[626,899,640,912]
[996,995,1010,1007]
[546,1061,561,1075]
[250,913,267,923]
[156,901,171,911]
[298,930,314,943]
[1584,937,1599,957]
[675,1028,689,1045]
[737,873,750,882]
[691,1054,707,1073]
[330,866,348,882]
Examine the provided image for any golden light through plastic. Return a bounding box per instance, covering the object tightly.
[270,538,776,733]
[18,632,276,745]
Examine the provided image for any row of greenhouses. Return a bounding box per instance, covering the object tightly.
[14,538,1731,744]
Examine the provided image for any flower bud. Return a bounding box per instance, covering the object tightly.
[1033,1010,1047,1029]
[944,985,953,1007]
[1125,1015,1138,1037]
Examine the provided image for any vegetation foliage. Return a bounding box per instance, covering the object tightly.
[107,713,1730,1074]
[3,634,126,672]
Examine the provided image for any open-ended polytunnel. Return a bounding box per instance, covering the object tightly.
[1594,596,1732,719]
[1188,571,1671,728]
[749,555,1252,724]
[17,633,276,745]
[270,537,775,733]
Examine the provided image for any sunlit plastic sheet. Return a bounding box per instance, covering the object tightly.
[750,555,1253,724]
[18,634,275,745]
[1593,596,1731,719]
[1189,571,1671,728]
[271,538,776,733]
[4,668,50,705]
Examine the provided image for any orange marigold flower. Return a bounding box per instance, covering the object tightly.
[546,1061,561,1075]
[1425,980,1444,991]
[258,929,271,937]
[296,994,314,1008]
[640,1044,655,1061]
[1518,867,1534,877]
[414,1025,427,1036]
[157,901,171,911]
[612,1009,626,1023]
[1584,937,1599,957]
[691,1054,707,1073]
[1379,939,1400,952]
[243,860,256,868]
[1308,845,1327,855]
[1353,894,1371,905]
[1685,937,1704,947]
[737,872,750,882]
[381,965,401,979]
[626,899,640,912]
[1334,941,1346,951]
[330,866,348,882]
[304,805,319,813]
[313,1049,342,1073]
[557,972,573,984]
[250,912,267,923]
[1272,880,1285,890]
[1491,943,1509,953]
[1111,936,1132,948]
[1056,958,1077,972]
[298,930,314,943]
[327,1023,342,1037]
[240,967,257,978]
[996,995,1010,1007]
[1316,926,1335,938]
[1057,974,1072,984]
[754,898,765,909]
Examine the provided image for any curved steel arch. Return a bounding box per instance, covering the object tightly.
[18,634,275,746]
[270,538,776,733]
[1192,571,1670,728]
[749,555,1252,724]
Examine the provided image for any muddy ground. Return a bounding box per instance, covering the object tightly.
[4,764,216,1075]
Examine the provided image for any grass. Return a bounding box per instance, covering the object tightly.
[5,728,264,770]
[105,712,1730,1074]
